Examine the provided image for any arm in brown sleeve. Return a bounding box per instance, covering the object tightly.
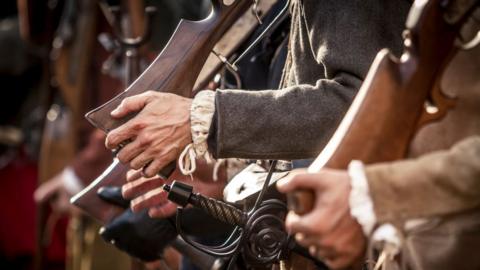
[365,136,480,224]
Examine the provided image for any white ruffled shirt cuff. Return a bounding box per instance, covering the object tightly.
[348,160,377,236]
[190,90,216,155]
[179,90,216,176]
[62,167,84,195]
[348,160,428,269]
[349,160,404,245]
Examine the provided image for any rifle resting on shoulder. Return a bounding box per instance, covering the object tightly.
[288,0,479,214]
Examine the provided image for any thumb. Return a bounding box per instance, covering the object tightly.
[277,170,324,193]
[111,91,155,118]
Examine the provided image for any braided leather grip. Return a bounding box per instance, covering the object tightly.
[194,195,246,227]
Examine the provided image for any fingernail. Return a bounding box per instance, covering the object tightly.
[99,227,105,234]
[110,107,120,116]
[130,200,138,212]
[121,185,128,197]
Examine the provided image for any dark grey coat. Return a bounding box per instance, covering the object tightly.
[208,0,411,159]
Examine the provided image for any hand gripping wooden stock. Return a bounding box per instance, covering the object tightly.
[288,0,479,215]
[71,0,253,223]
[84,1,252,132]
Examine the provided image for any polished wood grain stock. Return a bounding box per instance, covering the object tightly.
[71,159,129,223]
[85,0,252,132]
[72,0,253,223]
[289,0,478,214]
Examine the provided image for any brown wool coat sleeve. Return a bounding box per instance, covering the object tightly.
[365,136,480,224]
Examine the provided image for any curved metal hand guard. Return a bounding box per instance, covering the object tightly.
[165,161,292,268]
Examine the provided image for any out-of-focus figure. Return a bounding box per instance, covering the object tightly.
[1,0,209,270]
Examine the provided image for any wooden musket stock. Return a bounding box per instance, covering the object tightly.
[71,0,253,223]
[289,0,479,214]
[85,0,252,132]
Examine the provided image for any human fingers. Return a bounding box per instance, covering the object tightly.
[122,176,165,200]
[292,211,360,264]
[294,233,337,253]
[105,122,139,150]
[332,221,366,269]
[142,156,172,178]
[314,215,366,269]
[51,189,72,214]
[130,187,168,213]
[131,146,177,176]
[325,255,357,270]
[148,202,177,218]
[295,232,324,248]
[285,210,326,235]
[276,170,325,193]
[116,139,146,164]
[126,169,143,182]
[307,245,338,264]
[110,91,156,118]
[34,178,62,203]
[129,150,153,170]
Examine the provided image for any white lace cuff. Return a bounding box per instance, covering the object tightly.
[190,90,215,155]
[62,167,84,195]
[179,90,215,176]
[348,160,377,236]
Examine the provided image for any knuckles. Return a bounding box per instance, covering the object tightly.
[117,151,129,163]
[145,90,157,98]
[126,169,138,180]
[105,134,119,149]
[318,237,337,251]
[137,133,153,147]
[120,98,129,108]
[131,121,147,132]
[143,90,160,104]
[130,161,143,170]
[143,168,157,178]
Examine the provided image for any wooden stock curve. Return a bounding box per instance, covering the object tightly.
[289,0,477,214]
[71,159,129,223]
[85,0,252,132]
[73,0,254,223]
